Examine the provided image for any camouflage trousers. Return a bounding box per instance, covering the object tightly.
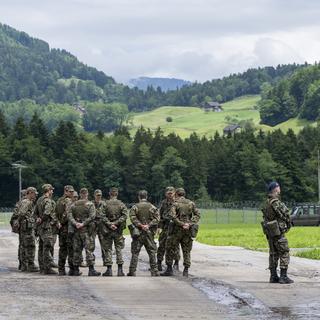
[100,230,125,266]
[268,235,290,269]
[73,230,95,267]
[19,229,36,269]
[58,224,72,269]
[91,225,107,264]
[157,226,180,263]
[38,228,56,271]
[129,231,157,272]
[165,227,193,268]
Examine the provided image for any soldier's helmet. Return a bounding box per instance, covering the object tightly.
[94,189,102,196]
[64,185,75,192]
[80,187,88,194]
[42,184,54,192]
[175,187,185,196]
[26,186,38,195]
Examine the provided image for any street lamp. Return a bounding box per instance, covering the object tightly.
[12,161,27,201]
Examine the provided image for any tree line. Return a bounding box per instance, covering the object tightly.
[0,110,318,206]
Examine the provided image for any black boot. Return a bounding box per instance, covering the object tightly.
[173,260,179,271]
[157,260,163,272]
[88,265,101,277]
[43,267,58,275]
[68,265,75,276]
[27,263,40,272]
[127,269,136,276]
[73,266,82,276]
[102,266,113,277]
[160,264,173,276]
[117,264,125,277]
[279,268,294,284]
[183,267,189,277]
[58,268,66,276]
[269,267,279,283]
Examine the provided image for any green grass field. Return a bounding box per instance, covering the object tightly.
[129,95,316,138]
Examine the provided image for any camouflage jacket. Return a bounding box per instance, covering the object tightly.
[101,197,127,229]
[93,200,105,222]
[130,200,159,231]
[34,195,58,230]
[56,195,73,225]
[18,198,36,231]
[68,199,96,230]
[158,198,175,229]
[262,195,291,232]
[170,197,200,227]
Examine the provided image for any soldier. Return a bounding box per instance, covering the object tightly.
[127,190,160,277]
[18,187,39,272]
[157,186,180,272]
[68,188,101,276]
[161,188,200,277]
[72,191,79,202]
[56,185,75,275]
[10,189,27,270]
[35,184,60,275]
[261,182,294,284]
[100,187,127,277]
[92,189,107,266]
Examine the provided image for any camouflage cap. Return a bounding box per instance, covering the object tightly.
[165,186,175,193]
[80,188,88,194]
[175,187,185,196]
[64,185,75,192]
[42,184,54,192]
[94,189,102,196]
[26,187,38,194]
[109,187,118,193]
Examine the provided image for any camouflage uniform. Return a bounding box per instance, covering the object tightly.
[68,199,96,267]
[56,194,73,273]
[100,197,127,266]
[262,195,291,271]
[165,196,200,270]
[128,198,160,275]
[18,196,38,271]
[35,193,58,273]
[157,198,180,266]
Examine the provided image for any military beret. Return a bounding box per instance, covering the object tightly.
[64,185,75,192]
[109,187,118,193]
[175,187,185,196]
[268,181,280,192]
[42,184,54,192]
[165,186,175,193]
[26,186,38,194]
[80,188,88,194]
[94,189,102,196]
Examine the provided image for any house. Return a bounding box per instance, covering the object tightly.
[73,103,86,116]
[203,101,223,112]
[223,124,241,135]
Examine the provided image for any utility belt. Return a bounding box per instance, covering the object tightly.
[20,218,35,231]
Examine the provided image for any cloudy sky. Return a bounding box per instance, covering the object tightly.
[1,0,320,83]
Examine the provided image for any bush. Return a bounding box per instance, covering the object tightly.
[166,116,173,122]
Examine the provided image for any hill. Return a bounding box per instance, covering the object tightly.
[129,95,316,138]
[128,77,191,91]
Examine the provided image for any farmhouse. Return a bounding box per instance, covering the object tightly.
[223,124,241,135]
[203,101,223,112]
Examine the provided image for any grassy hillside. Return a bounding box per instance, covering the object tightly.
[129,95,316,138]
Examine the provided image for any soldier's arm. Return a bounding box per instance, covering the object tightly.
[18,200,31,220]
[170,204,184,227]
[129,206,141,227]
[115,203,128,225]
[10,202,20,224]
[191,203,201,224]
[100,204,113,227]
[68,205,77,227]
[82,203,96,226]
[148,206,160,227]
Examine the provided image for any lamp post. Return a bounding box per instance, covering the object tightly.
[12,161,27,201]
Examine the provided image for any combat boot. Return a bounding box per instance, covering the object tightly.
[27,263,40,272]
[279,268,294,284]
[127,269,136,276]
[151,270,160,276]
[73,266,82,276]
[58,268,66,276]
[117,264,125,277]
[20,262,27,272]
[18,262,21,271]
[102,266,113,277]
[183,267,189,277]
[88,265,101,276]
[68,266,75,276]
[173,260,179,271]
[160,264,173,276]
[43,268,58,275]
[269,267,279,283]
[157,260,163,272]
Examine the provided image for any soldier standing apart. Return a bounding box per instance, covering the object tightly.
[127,190,160,277]
[161,188,200,277]
[100,187,127,277]
[157,186,180,272]
[35,184,60,275]
[10,189,27,270]
[68,188,101,276]
[261,182,294,284]
[92,189,107,266]
[18,187,39,272]
[56,185,74,275]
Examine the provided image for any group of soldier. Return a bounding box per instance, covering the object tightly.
[10,184,200,278]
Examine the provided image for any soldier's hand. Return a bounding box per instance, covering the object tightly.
[182,223,190,230]
[141,224,149,231]
[57,222,61,229]
[76,222,84,229]
[110,224,117,230]
[36,218,42,224]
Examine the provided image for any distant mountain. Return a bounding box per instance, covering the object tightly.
[128,77,191,91]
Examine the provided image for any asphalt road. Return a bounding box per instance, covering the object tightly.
[1,229,320,320]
